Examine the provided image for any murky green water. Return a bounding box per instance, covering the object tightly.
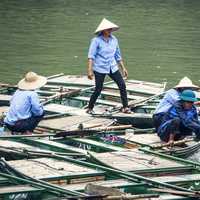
[0,0,200,87]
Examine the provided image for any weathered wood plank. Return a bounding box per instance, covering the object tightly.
[89,150,185,172]
[39,116,113,130]
[0,185,43,194]
[7,158,104,179]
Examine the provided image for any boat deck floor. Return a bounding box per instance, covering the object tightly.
[0,185,43,195]
[89,150,185,172]
[120,133,160,146]
[39,115,114,130]
[7,158,104,180]
[44,104,89,115]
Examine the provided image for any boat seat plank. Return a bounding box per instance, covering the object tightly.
[47,75,95,86]
[45,85,85,90]
[7,158,104,179]
[62,179,136,191]
[0,185,43,194]
[30,138,87,154]
[71,96,120,107]
[105,80,165,95]
[126,80,165,88]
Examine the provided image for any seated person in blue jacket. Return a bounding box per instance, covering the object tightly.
[157,90,200,146]
[153,77,199,132]
[4,72,47,135]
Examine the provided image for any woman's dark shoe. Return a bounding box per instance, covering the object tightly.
[86,109,95,115]
[121,107,132,114]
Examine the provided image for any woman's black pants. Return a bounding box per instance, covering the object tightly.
[88,70,128,109]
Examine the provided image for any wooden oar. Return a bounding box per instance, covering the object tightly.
[128,89,167,108]
[103,194,160,200]
[85,183,159,199]
[151,137,195,149]
[54,125,132,138]
[42,89,81,105]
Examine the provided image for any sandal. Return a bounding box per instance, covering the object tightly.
[121,107,132,114]
[86,109,95,115]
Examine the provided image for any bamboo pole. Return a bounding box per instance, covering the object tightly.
[54,125,132,138]
[0,133,55,139]
[104,194,159,200]
[151,137,194,149]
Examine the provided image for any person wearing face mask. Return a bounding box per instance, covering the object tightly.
[153,77,199,132]
[157,90,200,146]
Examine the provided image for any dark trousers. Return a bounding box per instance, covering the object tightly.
[159,117,192,142]
[88,70,128,109]
[5,114,44,133]
[152,113,165,131]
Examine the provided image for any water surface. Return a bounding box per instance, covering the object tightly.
[0,0,200,87]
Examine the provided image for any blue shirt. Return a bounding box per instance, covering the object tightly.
[4,90,43,125]
[158,101,200,137]
[154,89,180,114]
[88,34,122,74]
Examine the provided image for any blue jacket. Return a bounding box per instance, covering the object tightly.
[158,101,200,136]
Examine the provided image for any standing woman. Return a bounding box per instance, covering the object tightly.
[87,18,130,114]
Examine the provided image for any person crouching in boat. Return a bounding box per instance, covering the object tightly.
[87,18,131,114]
[153,77,199,132]
[4,72,47,135]
[157,90,200,146]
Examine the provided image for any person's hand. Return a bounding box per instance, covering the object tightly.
[123,68,128,78]
[87,69,94,80]
[195,101,200,106]
[166,140,174,148]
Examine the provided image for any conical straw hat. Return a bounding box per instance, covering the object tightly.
[18,72,47,90]
[174,76,199,89]
[94,18,119,34]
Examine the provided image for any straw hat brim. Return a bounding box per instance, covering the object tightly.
[94,27,119,34]
[18,76,47,90]
[174,84,199,89]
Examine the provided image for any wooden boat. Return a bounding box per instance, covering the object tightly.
[0,74,167,128]
[0,145,199,200]
[0,131,200,199]
[48,125,200,159]
[119,133,200,158]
